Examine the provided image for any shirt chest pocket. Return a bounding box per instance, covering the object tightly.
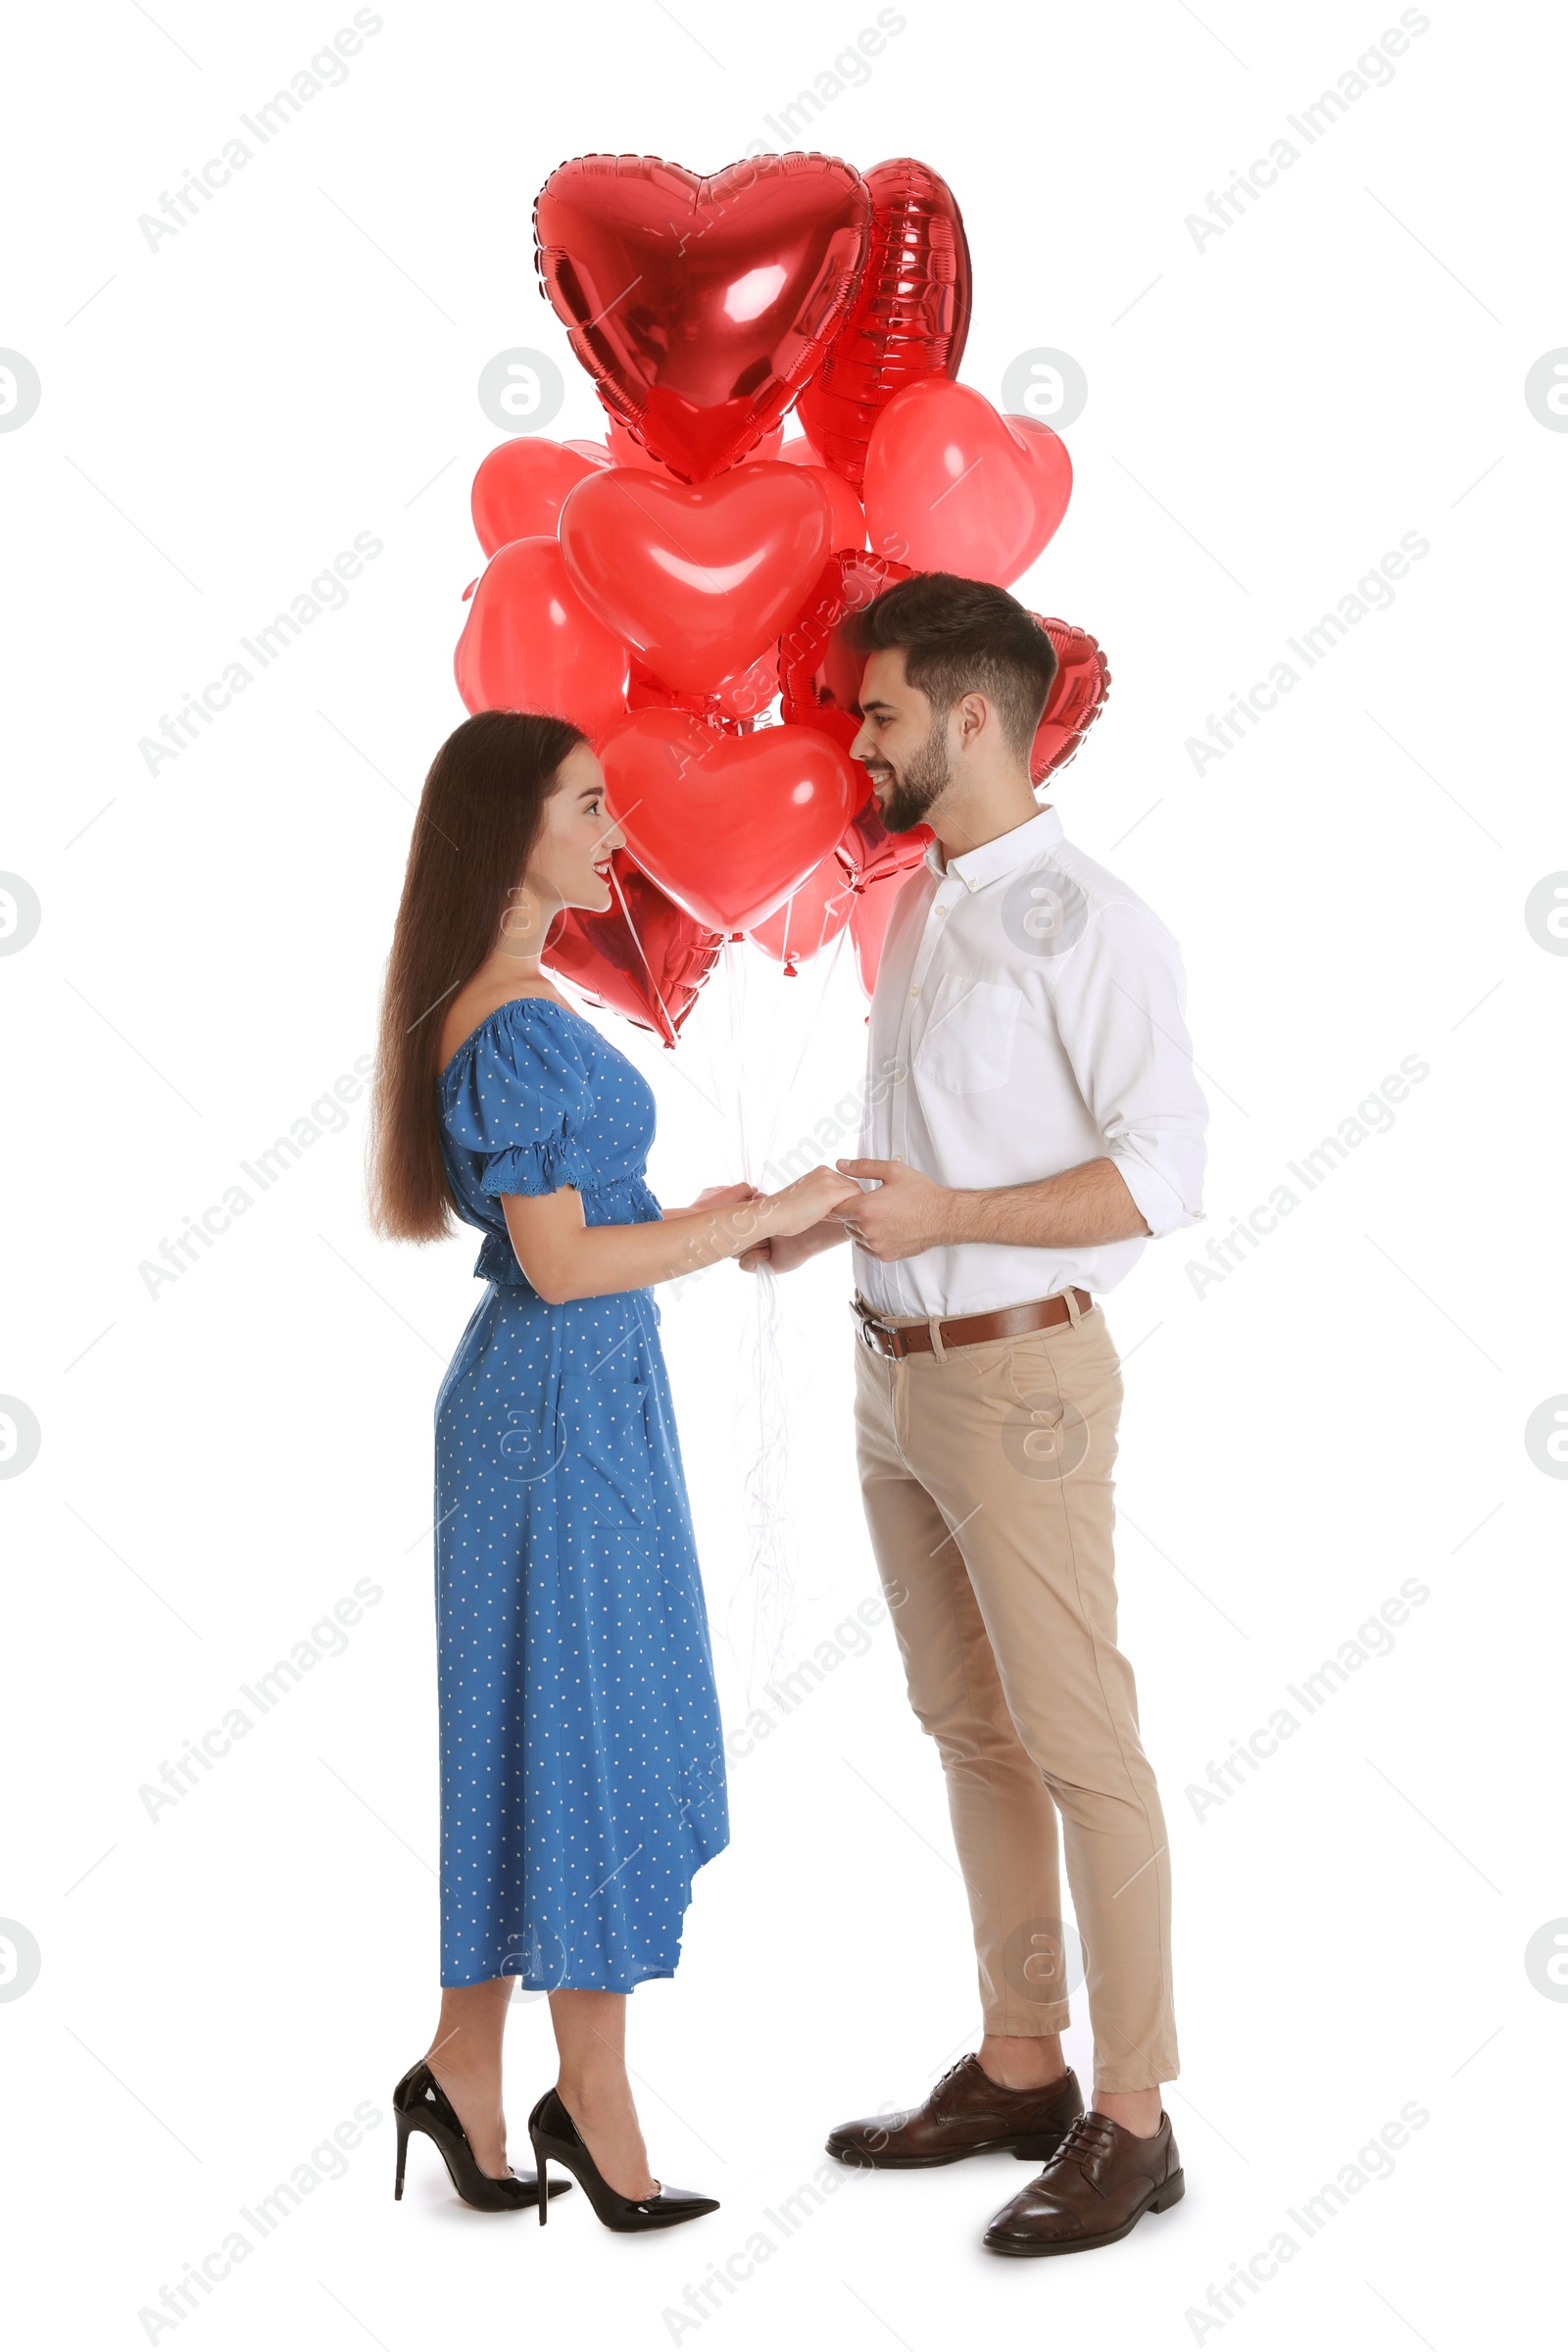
[913,972,1020,1096]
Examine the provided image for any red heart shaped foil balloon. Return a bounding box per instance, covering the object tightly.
[603,417,785,474]
[1029,616,1112,782]
[560,462,832,694]
[469,437,605,557]
[863,379,1072,586]
[602,414,785,472]
[849,864,918,999]
[600,710,861,934]
[454,537,628,739]
[797,158,972,496]
[835,794,933,890]
[544,848,719,1047]
[778,549,911,752]
[710,646,779,723]
[533,152,871,482]
[627,662,733,731]
[628,647,779,732]
[748,846,857,972]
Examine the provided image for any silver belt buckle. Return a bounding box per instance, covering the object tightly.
[855,1300,896,1357]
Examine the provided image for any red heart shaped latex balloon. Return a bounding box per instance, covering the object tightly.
[1029,616,1112,782]
[797,158,972,495]
[748,847,857,972]
[533,152,871,482]
[811,467,866,554]
[600,710,861,933]
[454,537,628,739]
[778,549,911,752]
[544,848,719,1046]
[470,438,606,557]
[863,380,1072,585]
[560,463,832,694]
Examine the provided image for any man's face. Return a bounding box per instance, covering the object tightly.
[849,648,952,834]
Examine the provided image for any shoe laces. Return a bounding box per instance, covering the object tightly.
[1052,2114,1119,2173]
[928,2055,977,2107]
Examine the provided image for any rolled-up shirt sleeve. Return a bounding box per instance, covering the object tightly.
[1047,901,1207,1238]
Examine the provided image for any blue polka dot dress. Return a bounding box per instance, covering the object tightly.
[432,996,729,1991]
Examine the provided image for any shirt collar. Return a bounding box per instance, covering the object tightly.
[924,804,1065,891]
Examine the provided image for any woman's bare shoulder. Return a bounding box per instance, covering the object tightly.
[438,977,573,1071]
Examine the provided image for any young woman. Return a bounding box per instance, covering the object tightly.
[369,710,857,2232]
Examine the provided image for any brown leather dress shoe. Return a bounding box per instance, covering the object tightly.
[983,2109,1185,2255]
[826,2055,1084,2170]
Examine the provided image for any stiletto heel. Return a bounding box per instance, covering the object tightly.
[392,2059,572,2213]
[531,2131,550,2226]
[526,2087,718,2233]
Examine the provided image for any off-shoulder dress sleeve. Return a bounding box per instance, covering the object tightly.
[441,1003,594,1199]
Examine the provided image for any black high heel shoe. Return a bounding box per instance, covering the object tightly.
[528,2086,718,2231]
[393,2059,572,2212]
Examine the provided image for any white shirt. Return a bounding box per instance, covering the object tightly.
[853,805,1207,1318]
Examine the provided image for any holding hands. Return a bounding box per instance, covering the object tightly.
[673,1159,951,1278]
[739,1155,950,1275]
[665,1167,860,1273]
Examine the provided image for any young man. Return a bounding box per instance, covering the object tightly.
[742,572,1207,2257]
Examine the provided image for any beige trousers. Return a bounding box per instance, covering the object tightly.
[852,1292,1178,2092]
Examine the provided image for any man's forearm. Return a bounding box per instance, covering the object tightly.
[943,1156,1151,1250]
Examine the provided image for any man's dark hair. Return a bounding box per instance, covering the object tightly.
[845,572,1058,757]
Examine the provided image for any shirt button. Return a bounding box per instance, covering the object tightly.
[908,984,920,998]
[893,1065,906,1081]
[935,905,950,918]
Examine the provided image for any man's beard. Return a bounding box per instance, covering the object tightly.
[872,714,951,834]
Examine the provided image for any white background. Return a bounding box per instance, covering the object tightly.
[2,2,1564,2345]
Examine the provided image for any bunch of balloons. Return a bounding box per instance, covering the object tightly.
[455,150,1110,1041]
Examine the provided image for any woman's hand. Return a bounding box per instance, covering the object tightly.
[500,1172,844,1304]
[662,1181,760,1219]
[759,1164,862,1240]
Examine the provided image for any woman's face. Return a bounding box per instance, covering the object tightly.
[524,742,624,919]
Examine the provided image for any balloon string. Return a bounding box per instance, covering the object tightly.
[750,913,857,1687]
[712,937,799,1689]
[759,913,852,1179]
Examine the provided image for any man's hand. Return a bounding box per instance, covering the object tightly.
[829,1158,956,1261]
[829,1152,1150,1259]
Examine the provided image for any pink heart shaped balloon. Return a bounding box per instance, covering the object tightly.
[862,379,1072,586]
[469,437,605,557]
[454,537,628,739]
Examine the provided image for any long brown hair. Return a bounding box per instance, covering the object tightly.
[368,710,586,1240]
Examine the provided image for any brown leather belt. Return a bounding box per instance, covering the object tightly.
[852,1289,1093,1361]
